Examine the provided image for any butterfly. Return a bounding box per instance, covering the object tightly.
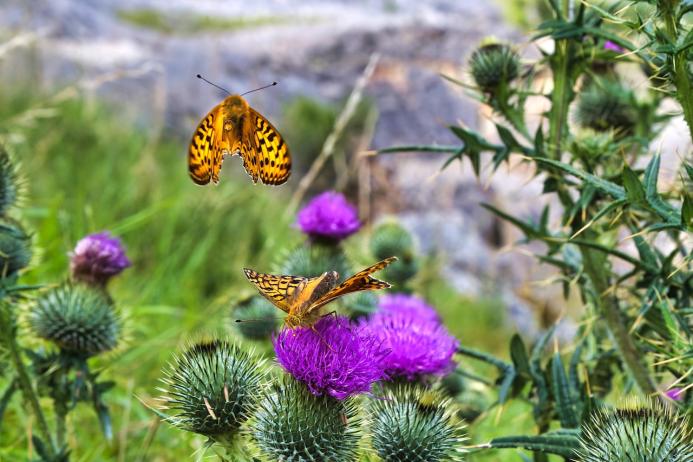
[243,257,397,328]
[188,84,291,186]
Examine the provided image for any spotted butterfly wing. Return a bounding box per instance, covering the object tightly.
[309,257,397,312]
[188,106,235,185]
[245,108,291,186]
[243,269,306,313]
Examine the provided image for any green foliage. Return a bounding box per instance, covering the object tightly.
[160,340,266,439]
[250,377,362,462]
[0,219,32,280]
[368,384,467,462]
[29,283,120,357]
[282,97,338,173]
[0,144,23,216]
[275,244,352,279]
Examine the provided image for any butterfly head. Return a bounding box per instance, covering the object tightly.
[222,95,250,125]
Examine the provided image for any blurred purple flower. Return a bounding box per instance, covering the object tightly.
[665,388,684,401]
[378,293,440,322]
[70,232,131,286]
[604,40,624,53]
[360,310,458,380]
[296,191,361,241]
[273,316,388,400]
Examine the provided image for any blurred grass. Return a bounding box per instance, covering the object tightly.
[117,9,303,35]
[0,88,544,461]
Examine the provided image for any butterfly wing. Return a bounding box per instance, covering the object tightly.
[188,105,231,185]
[245,107,291,186]
[308,257,397,312]
[243,268,307,313]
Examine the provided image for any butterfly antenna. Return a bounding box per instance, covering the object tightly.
[235,317,283,324]
[241,81,278,97]
[196,74,231,95]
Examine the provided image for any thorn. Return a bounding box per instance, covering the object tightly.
[203,397,217,420]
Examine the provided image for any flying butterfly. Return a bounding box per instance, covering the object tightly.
[243,257,397,328]
[188,75,291,186]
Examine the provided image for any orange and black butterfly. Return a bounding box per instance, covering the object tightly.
[243,257,397,328]
[188,76,291,186]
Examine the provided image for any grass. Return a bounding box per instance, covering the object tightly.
[0,88,552,461]
[117,8,302,35]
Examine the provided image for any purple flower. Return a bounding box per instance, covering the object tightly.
[378,293,440,322]
[70,232,131,286]
[361,310,458,380]
[665,388,684,401]
[296,191,361,241]
[273,316,388,400]
[604,40,624,53]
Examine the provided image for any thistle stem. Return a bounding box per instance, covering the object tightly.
[6,334,56,456]
[548,40,572,159]
[579,246,657,395]
[661,4,693,142]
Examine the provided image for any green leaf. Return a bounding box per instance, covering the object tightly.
[377,145,461,155]
[489,430,580,458]
[532,157,625,199]
[510,334,532,377]
[551,352,580,428]
[682,194,693,230]
[481,203,542,240]
[643,154,679,223]
[622,166,646,204]
[496,124,531,155]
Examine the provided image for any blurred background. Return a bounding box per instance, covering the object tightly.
[0,0,689,460]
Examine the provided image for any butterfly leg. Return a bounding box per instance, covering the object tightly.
[310,325,334,352]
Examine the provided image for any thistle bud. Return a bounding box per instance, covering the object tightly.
[0,219,32,280]
[251,377,362,461]
[370,223,418,287]
[469,41,520,92]
[159,340,265,440]
[29,283,120,357]
[0,144,23,216]
[579,398,693,461]
[368,384,467,461]
[574,79,638,135]
[233,296,278,340]
[276,244,351,280]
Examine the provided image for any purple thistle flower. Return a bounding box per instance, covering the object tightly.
[273,316,388,400]
[665,388,684,401]
[604,40,624,53]
[296,191,361,242]
[378,293,441,322]
[361,310,458,380]
[70,232,131,286]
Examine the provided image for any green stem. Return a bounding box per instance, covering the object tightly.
[0,378,18,427]
[548,39,572,160]
[662,5,693,142]
[55,398,68,449]
[7,336,56,456]
[579,246,657,395]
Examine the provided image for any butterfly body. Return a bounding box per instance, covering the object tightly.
[244,257,397,328]
[188,94,291,186]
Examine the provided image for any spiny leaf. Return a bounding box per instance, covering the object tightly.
[551,352,580,428]
[622,166,646,204]
[489,430,580,458]
[532,157,625,198]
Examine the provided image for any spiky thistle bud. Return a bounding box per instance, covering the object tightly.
[0,219,32,280]
[578,398,693,461]
[574,79,638,135]
[370,223,419,287]
[345,291,378,319]
[469,40,520,92]
[251,377,362,462]
[276,244,352,280]
[29,283,120,357]
[233,296,279,340]
[159,340,265,442]
[0,144,23,217]
[368,384,467,461]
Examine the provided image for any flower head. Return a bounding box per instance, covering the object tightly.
[378,293,440,322]
[273,316,388,400]
[469,40,520,92]
[296,191,360,242]
[604,40,624,53]
[361,309,458,380]
[70,232,131,286]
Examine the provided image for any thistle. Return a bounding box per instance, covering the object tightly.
[574,79,638,135]
[0,219,32,280]
[28,283,120,357]
[296,191,361,243]
[344,291,378,319]
[370,222,419,286]
[0,144,23,217]
[368,384,467,461]
[276,244,352,280]
[273,315,388,400]
[159,340,265,442]
[578,399,693,461]
[378,293,441,323]
[70,231,131,287]
[233,296,279,340]
[469,41,520,92]
[251,377,362,462]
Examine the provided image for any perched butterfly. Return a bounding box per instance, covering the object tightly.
[188,76,291,186]
[243,257,397,328]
